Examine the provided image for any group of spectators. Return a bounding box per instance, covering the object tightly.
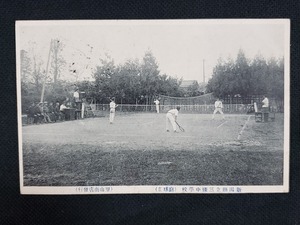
[25,87,95,125]
[26,101,69,124]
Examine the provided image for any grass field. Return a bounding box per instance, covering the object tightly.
[22,113,284,186]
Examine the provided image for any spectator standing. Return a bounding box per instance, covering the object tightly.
[154,99,160,113]
[109,97,118,124]
[261,95,269,122]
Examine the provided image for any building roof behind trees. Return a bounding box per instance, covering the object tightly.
[180,80,198,88]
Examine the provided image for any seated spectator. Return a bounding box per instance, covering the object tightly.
[54,102,61,121]
[27,102,36,124]
[66,101,72,108]
[60,101,68,121]
[84,100,94,118]
[34,103,44,124]
[247,104,255,114]
[38,102,47,123]
[43,102,52,123]
[48,102,56,122]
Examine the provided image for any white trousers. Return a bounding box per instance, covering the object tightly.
[81,103,85,119]
[212,108,225,119]
[109,109,115,123]
[166,113,176,131]
[156,105,159,113]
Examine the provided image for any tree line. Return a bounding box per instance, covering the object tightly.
[81,51,203,105]
[20,41,203,112]
[21,40,283,113]
[206,49,284,100]
[20,39,70,112]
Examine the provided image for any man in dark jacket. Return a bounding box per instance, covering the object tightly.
[27,102,36,124]
[48,102,56,122]
[34,103,43,124]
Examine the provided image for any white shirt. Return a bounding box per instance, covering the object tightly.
[167,109,179,117]
[60,104,67,111]
[154,100,160,105]
[262,97,269,108]
[214,100,223,108]
[110,102,116,109]
[74,91,80,102]
[73,91,79,98]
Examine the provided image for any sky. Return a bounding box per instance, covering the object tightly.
[16,20,288,83]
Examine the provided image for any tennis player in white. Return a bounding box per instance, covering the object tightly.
[154,99,160,113]
[109,97,118,124]
[212,98,225,119]
[261,95,269,122]
[166,106,180,132]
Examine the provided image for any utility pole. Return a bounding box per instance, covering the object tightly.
[203,59,205,83]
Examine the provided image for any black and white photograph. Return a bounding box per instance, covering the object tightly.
[17,19,290,194]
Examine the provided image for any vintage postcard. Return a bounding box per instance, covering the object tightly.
[17,19,290,194]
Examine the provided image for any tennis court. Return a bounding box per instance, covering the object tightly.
[22,113,284,186]
[23,113,260,146]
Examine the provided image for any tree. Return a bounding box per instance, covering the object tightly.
[186,81,201,97]
[206,57,229,97]
[91,50,183,104]
[20,46,45,112]
[206,49,284,101]
[31,51,45,94]
[117,58,141,103]
[20,50,32,82]
[20,49,32,100]
[50,39,66,85]
[250,54,268,95]
[266,57,284,100]
[140,50,160,104]
[234,49,251,96]
[157,74,181,97]
[93,55,116,103]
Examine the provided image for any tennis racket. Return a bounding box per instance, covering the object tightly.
[175,121,185,132]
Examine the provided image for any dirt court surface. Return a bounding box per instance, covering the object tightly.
[22,113,284,186]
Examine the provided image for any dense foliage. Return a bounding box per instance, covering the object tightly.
[206,49,284,100]
[21,41,283,113]
[20,46,201,112]
[91,51,186,104]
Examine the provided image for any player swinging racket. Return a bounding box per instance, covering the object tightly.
[109,97,118,124]
[212,98,225,120]
[166,106,180,132]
